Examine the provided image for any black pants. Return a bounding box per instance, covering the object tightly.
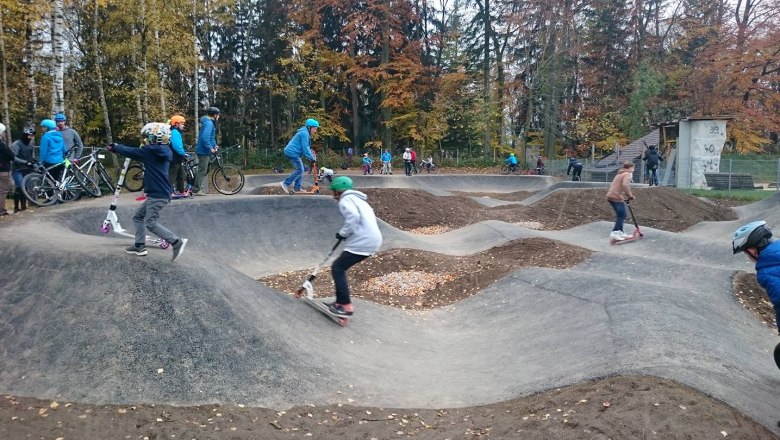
[169,160,185,193]
[404,160,412,175]
[331,250,368,305]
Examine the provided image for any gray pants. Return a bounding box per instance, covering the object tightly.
[195,154,210,193]
[133,197,179,245]
[0,172,10,215]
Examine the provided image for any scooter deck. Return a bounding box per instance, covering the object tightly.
[302,297,349,326]
[609,231,644,245]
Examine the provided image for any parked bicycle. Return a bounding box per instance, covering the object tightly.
[22,151,99,206]
[77,147,115,195]
[123,161,145,192]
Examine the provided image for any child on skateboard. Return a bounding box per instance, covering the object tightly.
[606,161,635,241]
[732,221,780,335]
[107,123,188,261]
[327,176,383,317]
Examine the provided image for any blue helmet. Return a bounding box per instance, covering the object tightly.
[54,112,67,122]
[41,119,57,130]
[305,118,319,128]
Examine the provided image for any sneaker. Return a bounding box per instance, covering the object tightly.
[327,303,354,317]
[172,238,188,262]
[125,244,148,256]
[620,231,632,239]
[193,191,207,196]
[280,182,290,194]
[609,231,625,241]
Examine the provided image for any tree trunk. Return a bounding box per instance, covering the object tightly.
[192,0,199,139]
[51,0,65,114]
[349,44,360,152]
[0,10,10,145]
[482,0,491,157]
[92,0,114,147]
[23,5,37,126]
[155,28,166,116]
[379,1,392,150]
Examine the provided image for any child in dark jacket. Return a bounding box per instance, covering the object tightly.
[732,221,780,335]
[107,123,188,261]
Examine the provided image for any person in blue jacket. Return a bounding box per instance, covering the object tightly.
[567,156,583,181]
[280,118,318,194]
[505,153,518,173]
[38,119,66,181]
[168,115,188,194]
[380,148,392,174]
[732,221,780,335]
[107,123,188,261]
[194,106,220,195]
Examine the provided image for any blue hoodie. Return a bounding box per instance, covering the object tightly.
[196,116,217,155]
[112,143,173,200]
[39,130,66,164]
[283,127,316,161]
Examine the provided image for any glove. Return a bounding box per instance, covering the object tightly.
[336,233,346,241]
[26,161,33,167]
[106,143,115,152]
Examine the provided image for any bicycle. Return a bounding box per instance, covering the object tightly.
[380,161,392,175]
[77,147,115,195]
[22,153,98,206]
[420,160,437,173]
[208,144,245,194]
[123,161,145,192]
[362,163,374,175]
[501,164,519,175]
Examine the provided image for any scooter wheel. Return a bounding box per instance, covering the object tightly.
[774,342,780,370]
[100,225,110,234]
[160,240,170,250]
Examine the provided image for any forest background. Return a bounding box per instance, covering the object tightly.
[0,0,778,168]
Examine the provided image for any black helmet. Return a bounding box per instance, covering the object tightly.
[207,106,221,115]
[23,127,35,136]
[648,144,656,150]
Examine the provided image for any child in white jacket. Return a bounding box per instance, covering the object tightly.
[327,176,383,317]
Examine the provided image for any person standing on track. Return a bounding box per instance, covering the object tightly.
[732,221,780,336]
[402,147,412,176]
[567,156,583,181]
[0,123,13,217]
[280,118,318,194]
[107,123,188,261]
[326,176,383,318]
[10,127,36,213]
[38,119,66,181]
[410,147,418,174]
[168,115,188,194]
[380,148,392,174]
[606,161,635,241]
[54,112,84,163]
[194,107,220,196]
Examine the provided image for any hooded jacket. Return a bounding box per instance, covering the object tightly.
[283,126,316,161]
[111,143,173,200]
[39,130,66,165]
[11,138,35,172]
[196,116,218,155]
[755,240,780,307]
[336,190,383,255]
[643,147,663,169]
[606,168,634,202]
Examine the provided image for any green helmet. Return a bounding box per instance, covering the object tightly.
[330,176,353,192]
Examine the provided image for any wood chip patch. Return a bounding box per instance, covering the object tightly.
[362,271,456,297]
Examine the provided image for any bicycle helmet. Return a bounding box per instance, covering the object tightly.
[141,122,171,145]
[510,153,515,156]
[54,112,67,121]
[206,106,220,115]
[170,115,186,125]
[305,118,319,128]
[732,220,773,254]
[41,119,56,130]
[330,176,353,192]
[23,127,35,136]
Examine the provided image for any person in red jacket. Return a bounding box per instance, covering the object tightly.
[410,148,418,174]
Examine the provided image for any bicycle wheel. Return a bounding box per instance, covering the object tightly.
[73,166,101,197]
[58,179,83,203]
[124,164,145,192]
[96,164,115,192]
[501,165,509,175]
[212,164,245,195]
[22,173,58,207]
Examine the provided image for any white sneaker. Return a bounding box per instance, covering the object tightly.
[280,182,290,194]
[620,231,632,239]
[610,231,625,241]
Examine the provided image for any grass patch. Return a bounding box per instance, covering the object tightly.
[686,188,777,202]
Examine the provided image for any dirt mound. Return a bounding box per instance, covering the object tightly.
[365,186,737,232]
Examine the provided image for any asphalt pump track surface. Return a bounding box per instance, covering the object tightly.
[0,174,778,434]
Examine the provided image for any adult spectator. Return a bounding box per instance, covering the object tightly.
[380,148,392,174]
[39,119,66,181]
[54,112,84,162]
[10,127,36,212]
[410,147,418,174]
[169,115,187,194]
[402,148,412,176]
[280,118,318,194]
[194,106,220,195]
[0,123,13,216]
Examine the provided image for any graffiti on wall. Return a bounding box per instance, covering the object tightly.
[690,121,727,188]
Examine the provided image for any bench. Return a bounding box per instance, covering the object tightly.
[704,173,762,190]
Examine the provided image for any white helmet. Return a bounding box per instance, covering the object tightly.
[732,220,773,254]
[0,123,5,135]
[141,122,171,145]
